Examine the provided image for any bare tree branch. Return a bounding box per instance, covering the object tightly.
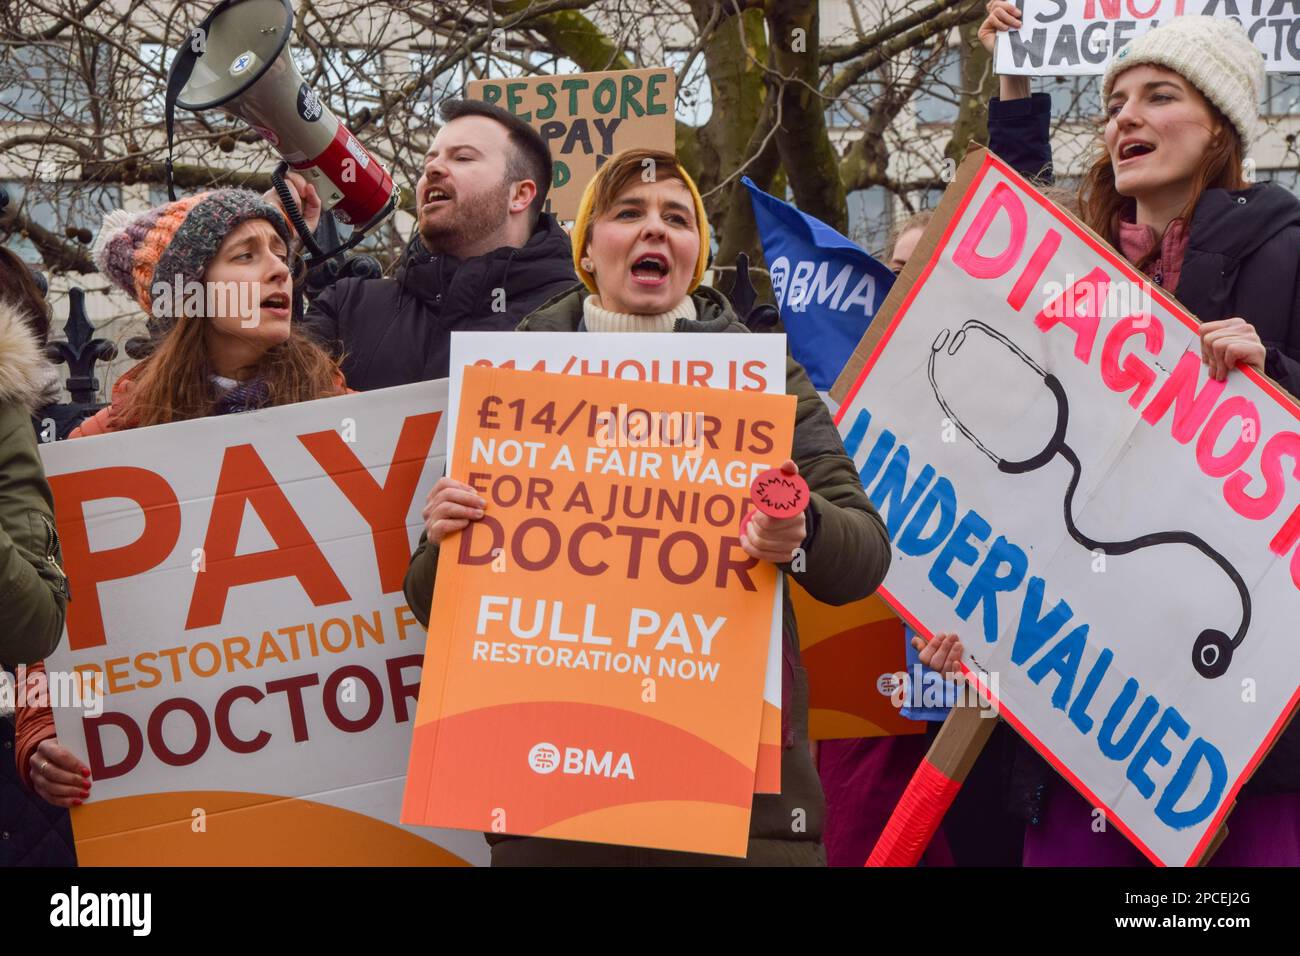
[826,0,983,100]
[0,0,1040,291]
[0,133,94,160]
[10,0,113,42]
[822,0,974,64]
[0,203,96,272]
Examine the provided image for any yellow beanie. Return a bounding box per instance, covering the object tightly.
[571,150,711,294]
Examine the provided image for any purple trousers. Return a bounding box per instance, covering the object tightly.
[819,735,954,867]
[1024,776,1300,866]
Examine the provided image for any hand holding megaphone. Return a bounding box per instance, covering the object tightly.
[265,170,321,235]
[165,0,398,267]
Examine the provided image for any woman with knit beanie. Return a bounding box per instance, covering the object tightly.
[402,147,964,866]
[980,11,1300,866]
[78,187,344,432]
[16,189,347,811]
[984,11,1300,393]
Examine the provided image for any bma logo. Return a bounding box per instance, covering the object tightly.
[528,742,635,779]
[528,742,561,774]
[876,672,902,696]
[769,255,878,316]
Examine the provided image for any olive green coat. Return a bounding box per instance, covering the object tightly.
[0,301,68,664]
[405,285,891,865]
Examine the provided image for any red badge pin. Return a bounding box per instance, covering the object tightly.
[751,467,810,517]
[741,466,810,537]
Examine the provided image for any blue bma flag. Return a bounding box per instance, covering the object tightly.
[743,176,895,391]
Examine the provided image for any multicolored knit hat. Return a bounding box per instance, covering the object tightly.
[91,189,291,334]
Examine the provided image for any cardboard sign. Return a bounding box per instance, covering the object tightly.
[466,68,676,219]
[401,366,795,857]
[996,1,1300,75]
[832,148,1300,866]
[38,382,487,866]
[449,332,788,791]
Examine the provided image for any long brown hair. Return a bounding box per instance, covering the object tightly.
[115,261,342,428]
[1079,82,1246,271]
[0,246,53,344]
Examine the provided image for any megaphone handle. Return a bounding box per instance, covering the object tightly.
[270,162,399,270]
[271,162,327,260]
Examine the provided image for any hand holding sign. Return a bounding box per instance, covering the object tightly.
[978,0,1022,54]
[30,737,92,809]
[740,460,809,564]
[422,476,487,545]
[1199,317,1266,382]
[910,632,966,678]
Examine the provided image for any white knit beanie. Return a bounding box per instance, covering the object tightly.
[1102,16,1265,151]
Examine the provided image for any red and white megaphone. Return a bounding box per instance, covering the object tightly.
[164,0,398,266]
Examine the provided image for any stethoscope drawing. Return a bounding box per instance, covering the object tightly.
[928,319,1251,680]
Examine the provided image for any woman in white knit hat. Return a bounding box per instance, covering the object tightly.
[985,9,1300,396]
[981,10,1300,867]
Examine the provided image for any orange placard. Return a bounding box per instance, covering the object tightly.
[401,366,795,857]
[447,332,791,795]
[792,587,924,741]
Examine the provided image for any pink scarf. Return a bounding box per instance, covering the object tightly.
[1117,217,1189,294]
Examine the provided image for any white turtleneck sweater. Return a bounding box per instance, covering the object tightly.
[582,295,696,333]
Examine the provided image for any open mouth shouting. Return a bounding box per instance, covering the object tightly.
[259,289,290,318]
[1117,138,1157,165]
[630,252,671,286]
[422,184,453,213]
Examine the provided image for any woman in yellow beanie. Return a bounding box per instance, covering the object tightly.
[565,147,710,327]
[404,147,963,867]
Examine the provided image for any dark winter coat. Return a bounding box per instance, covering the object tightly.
[988,92,1055,186]
[1,704,75,866]
[0,301,68,665]
[1177,184,1300,395]
[403,284,893,866]
[0,299,74,865]
[300,216,577,390]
